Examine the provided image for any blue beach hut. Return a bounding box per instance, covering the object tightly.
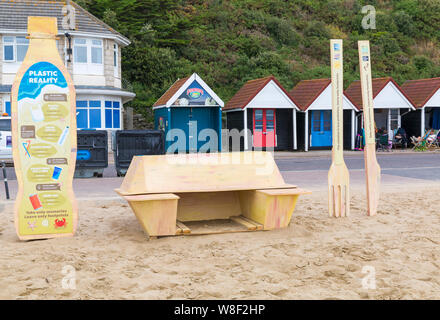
[153,73,224,153]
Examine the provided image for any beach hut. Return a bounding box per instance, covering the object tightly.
[289,79,359,151]
[345,77,415,139]
[153,73,224,153]
[401,78,440,138]
[223,76,300,151]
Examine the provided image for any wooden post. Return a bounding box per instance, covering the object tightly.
[218,107,222,152]
[293,109,297,150]
[167,107,171,152]
[358,40,381,216]
[351,109,355,150]
[421,108,425,137]
[243,108,248,150]
[328,39,350,217]
[305,111,309,152]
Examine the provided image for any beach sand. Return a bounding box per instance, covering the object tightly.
[1,183,439,299]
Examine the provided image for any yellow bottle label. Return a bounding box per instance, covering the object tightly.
[12,17,77,240]
[16,62,74,236]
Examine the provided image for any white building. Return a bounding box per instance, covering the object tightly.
[0,0,135,130]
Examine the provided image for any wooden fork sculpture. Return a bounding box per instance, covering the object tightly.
[358,40,381,216]
[328,39,350,217]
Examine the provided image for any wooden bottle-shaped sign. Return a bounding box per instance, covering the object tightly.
[11,17,77,240]
[358,40,381,216]
[328,39,350,217]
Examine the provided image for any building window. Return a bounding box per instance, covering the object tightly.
[76,100,102,129]
[3,36,29,62]
[91,40,102,64]
[74,39,87,63]
[76,99,121,129]
[76,101,88,129]
[113,44,118,77]
[73,38,103,65]
[105,101,120,129]
[389,108,400,131]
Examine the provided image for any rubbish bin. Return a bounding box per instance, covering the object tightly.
[75,130,108,178]
[114,130,164,176]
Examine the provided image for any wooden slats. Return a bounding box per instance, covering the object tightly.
[174,216,264,236]
[230,216,258,230]
[176,221,191,234]
[239,216,263,230]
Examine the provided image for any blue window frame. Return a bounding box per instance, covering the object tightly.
[113,101,120,128]
[76,100,88,129]
[5,101,11,116]
[76,100,102,129]
[105,101,112,128]
[105,100,121,129]
[89,100,101,129]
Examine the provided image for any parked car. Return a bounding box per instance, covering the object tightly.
[0,116,12,160]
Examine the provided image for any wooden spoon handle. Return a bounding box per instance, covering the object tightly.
[358,40,375,145]
[330,39,344,164]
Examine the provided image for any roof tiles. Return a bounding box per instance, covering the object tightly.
[344,77,414,110]
[153,77,190,107]
[401,78,440,108]
[288,79,331,111]
[0,0,128,42]
[224,76,296,111]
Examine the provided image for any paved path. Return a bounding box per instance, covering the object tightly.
[276,153,440,181]
[0,152,438,201]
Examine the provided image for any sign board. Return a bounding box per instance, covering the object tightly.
[172,80,218,106]
[12,17,78,240]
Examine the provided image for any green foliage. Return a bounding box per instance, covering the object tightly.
[265,17,300,46]
[79,0,440,122]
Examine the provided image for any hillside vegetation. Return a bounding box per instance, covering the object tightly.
[77,0,440,121]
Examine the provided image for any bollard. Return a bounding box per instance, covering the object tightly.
[1,161,9,200]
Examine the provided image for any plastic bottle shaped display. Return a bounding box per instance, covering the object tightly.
[11,16,78,240]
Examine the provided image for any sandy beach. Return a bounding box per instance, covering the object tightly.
[1,180,439,300]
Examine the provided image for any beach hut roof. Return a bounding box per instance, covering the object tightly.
[344,77,415,110]
[289,78,358,111]
[153,73,224,108]
[401,77,440,109]
[223,76,299,111]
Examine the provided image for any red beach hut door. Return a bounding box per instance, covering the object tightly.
[253,109,276,148]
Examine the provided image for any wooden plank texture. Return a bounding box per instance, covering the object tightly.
[123,193,180,202]
[118,151,290,195]
[256,188,311,196]
[328,39,350,218]
[176,221,191,234]
[230,216,257,230]
[128,198,178,236]
[358,40,381,216]
[176,191,241,221]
